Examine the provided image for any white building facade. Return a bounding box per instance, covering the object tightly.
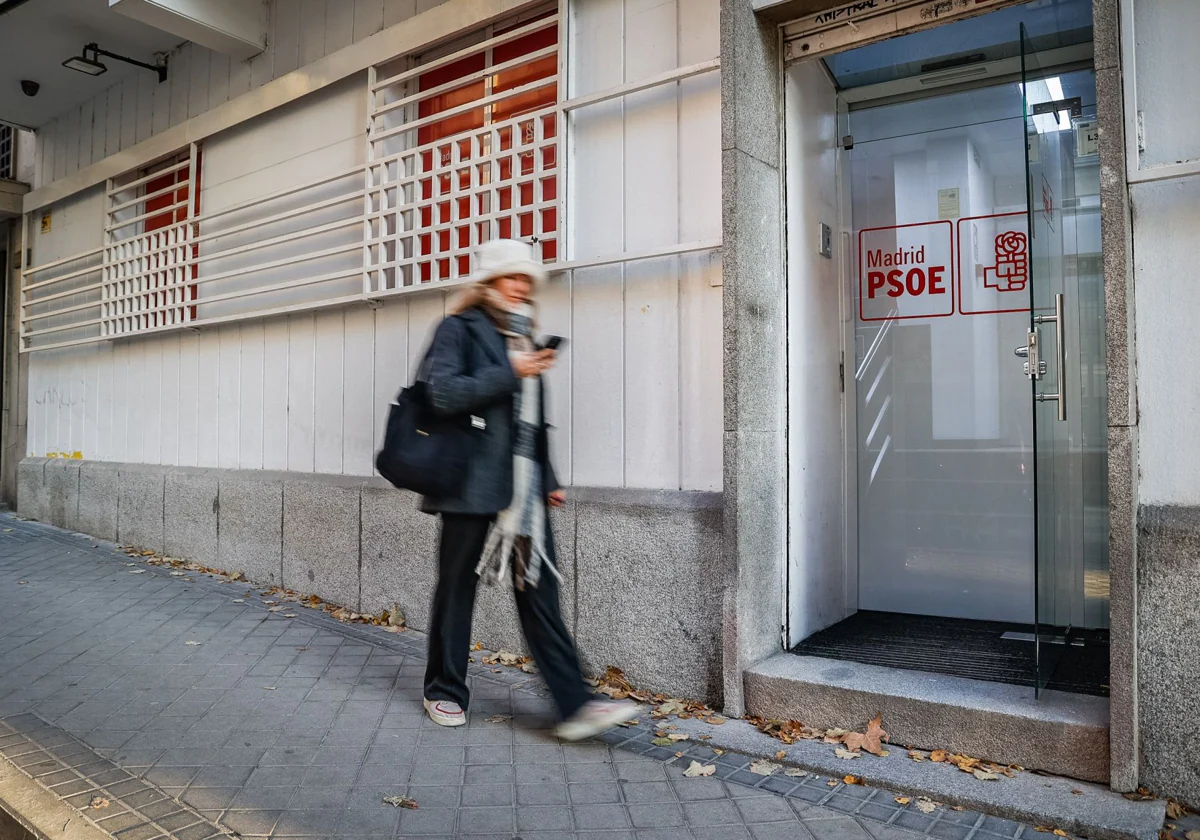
[3,0,1199,809]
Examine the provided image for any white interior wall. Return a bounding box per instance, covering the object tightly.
[784,61,849,646]
[25,0,724,493]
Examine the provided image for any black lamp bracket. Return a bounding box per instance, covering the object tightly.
[85,42,168,83]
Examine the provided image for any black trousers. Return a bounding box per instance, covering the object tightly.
[423,514,592,719]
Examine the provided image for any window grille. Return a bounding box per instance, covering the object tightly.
[103,146,200,335]
[365,9,559,292]
[0,125,13,180]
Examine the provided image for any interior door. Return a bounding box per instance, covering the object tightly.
[1021,25,1077,695]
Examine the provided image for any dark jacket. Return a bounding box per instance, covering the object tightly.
[419,307,559,515]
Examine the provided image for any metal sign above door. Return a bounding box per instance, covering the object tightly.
[783,0,1024,62]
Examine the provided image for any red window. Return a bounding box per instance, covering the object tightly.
[414,12,559,282]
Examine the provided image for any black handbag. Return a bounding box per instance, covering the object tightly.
[375,353,477,497]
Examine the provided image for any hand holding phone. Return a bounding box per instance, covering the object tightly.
[540,335,566,351]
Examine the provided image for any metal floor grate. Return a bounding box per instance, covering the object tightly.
[790,610,1110,697]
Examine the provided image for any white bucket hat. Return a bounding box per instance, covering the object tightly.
[472,238,547,287]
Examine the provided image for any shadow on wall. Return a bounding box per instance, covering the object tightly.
[16,457,725,706]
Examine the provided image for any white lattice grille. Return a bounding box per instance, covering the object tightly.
[366,11,560,293]
[103,150,198,336]
[0,125,13,181]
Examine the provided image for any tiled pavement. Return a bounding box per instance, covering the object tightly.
[0,513,1059,839]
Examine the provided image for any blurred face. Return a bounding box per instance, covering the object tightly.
[491,274,533,307]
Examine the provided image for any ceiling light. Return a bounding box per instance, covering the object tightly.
[63,43,167,82]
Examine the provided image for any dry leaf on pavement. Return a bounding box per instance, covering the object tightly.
[1053,831,1068,837]
[895,796,911,805]
[1166,801,1187,818]
[651,738,674,747]
[841,714,889,756]
[233,599,245,603]
[1071,789,1084,796]
[170,571,187,577]
[684,761,716,778]
[930,750,949,763]
[1184,832,1200,840]
[843,775,860,785]
[834,747,860,760]
[669,734,690,742]
[485,715,511,724]
[916,798,937,814]
[88,796,109,809]
[785,768,808,777]
[282,613,297,618]
[128,569,146,575]
[775,750,786,760]
[749,760,780,776]
[382,795,418,809]
[973,769,1001,781]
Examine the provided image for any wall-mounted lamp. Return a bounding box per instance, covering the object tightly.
[62,43,167,83]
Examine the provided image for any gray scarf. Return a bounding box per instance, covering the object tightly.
[474,302,560,590]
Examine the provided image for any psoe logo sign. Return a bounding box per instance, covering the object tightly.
[858,220,954,322]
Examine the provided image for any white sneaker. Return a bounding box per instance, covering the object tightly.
[423,698,466,727]
[555,699,639,742]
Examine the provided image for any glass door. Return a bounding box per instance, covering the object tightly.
[1021,25,1080,695]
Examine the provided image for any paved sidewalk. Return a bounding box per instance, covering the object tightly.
[0,513,1050,840]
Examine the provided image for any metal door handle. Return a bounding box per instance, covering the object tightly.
[1033,293,1066,421]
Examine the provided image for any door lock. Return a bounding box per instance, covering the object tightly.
[1016,331,1044,381]
[1015,346,1047,377]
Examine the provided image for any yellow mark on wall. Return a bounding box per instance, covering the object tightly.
[44,452,84,460]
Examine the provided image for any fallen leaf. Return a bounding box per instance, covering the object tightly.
[713,748,724,755]
[2,528,12,533]
[88,796,109,809]
[843,775,860,785]
[651,738,674,747]
[1166,801,1187,818]
[17,580,27,585]
[835,747,860,760]
[382,795,418,810]
[170,571,187,577]
[895,796,911,805]
[519,662,538,674]
[485,715,511,724]
[125,562,137,567]
[930,750,949,763]
[697,735,712,741]
[775,750,786,760]
[230,572,245,581]
[282,613,297,618]
[669,734,690,742]
[827,780,838,787]
[268,606,284,612]
[128,569,146,575]
[184,641,201,646]
[1071,789,1084,796]
[1185,832,1200,840]
[749,759,780,776]
[785,768,808,777]
[914,798,937,814]
[617,719,639,728]
[1034,827,1053,834]
[657,699,687,717]
[683,761,716,778]
[232,599,245,604]
[840,714,890,756]
[705,716,726,725]
[1053,831,1068,838]
[140,550,155,556]
[973,769,1002,781]
[264,686,276,691]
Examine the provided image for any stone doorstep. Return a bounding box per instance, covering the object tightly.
[684,652,1166,840]
[745,653,1111,781]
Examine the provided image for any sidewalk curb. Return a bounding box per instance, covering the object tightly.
[0,758,110,840]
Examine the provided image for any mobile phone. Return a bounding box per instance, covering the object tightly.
[541,335,566,351]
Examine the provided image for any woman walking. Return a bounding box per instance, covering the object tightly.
[419,238,637,741]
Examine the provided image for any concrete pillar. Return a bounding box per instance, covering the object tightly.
[720,0,787,716]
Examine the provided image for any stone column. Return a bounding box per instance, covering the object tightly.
[720,0,787,716]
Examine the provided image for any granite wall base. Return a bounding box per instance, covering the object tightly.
[17,459,724,704]
[1137,505,1200,808]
